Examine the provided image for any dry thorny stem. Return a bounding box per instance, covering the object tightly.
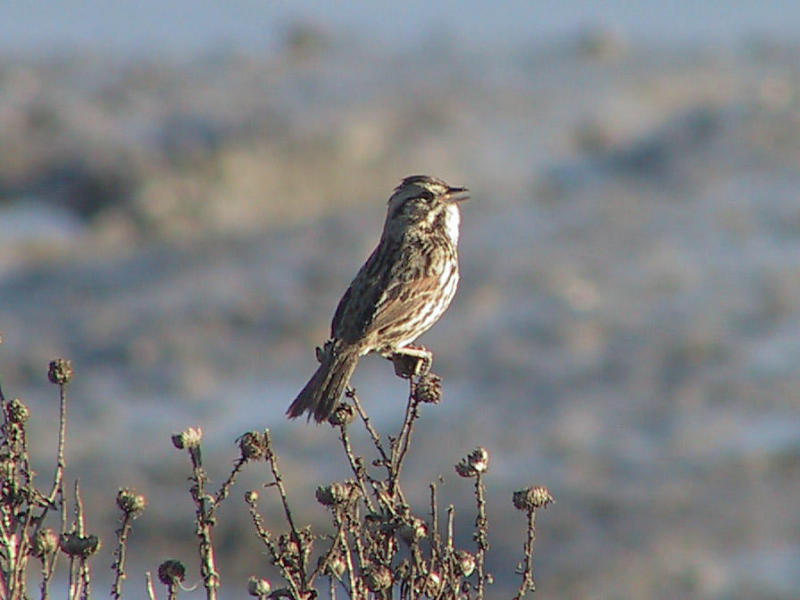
[511,486,554,599]
[513,510,537,599]
[111,488,146,600]
[0,359,72,600]
[0,353,553,600]
[473,472,488,600]
[111,509,134,600]
[171,427,220,600]
[70,481,93,600]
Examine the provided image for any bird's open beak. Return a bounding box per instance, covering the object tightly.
[445,186,470,203]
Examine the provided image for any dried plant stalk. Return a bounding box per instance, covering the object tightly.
[0,355,553,600]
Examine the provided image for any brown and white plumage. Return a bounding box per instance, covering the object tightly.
[287,175,468,422]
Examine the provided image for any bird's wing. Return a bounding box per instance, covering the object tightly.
[331,240,445,347]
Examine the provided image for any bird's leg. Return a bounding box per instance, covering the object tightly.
[389,344,433,379]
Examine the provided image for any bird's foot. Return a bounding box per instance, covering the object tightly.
[390,344,433,379]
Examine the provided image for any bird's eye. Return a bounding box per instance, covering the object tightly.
[418,190,434,203]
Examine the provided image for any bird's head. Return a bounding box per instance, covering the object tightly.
[384,175,469,245]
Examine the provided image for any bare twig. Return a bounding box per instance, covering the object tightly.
[263,431,300,537]
[349,389,390,466]
[47,379,68,506]
[212,456,247,511]
[76,482,92,600]
[0,373,7,413]
[111,488,146,600]
[145,571,157,600]
[513,509,537,599]
[111,511,133,599]
[244,490,307,600]
[192,459,219,598]
[38,544,54,600]
[474,471,489,600]
[339,525,358,599]
[244,491,281,561]
[429,482,442,572]
[337,423,377,513]
[263,429,312,592]
[512,486,554,599]
[389,391,421,498]
[58,481,99,600]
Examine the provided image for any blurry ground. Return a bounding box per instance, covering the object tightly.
[2,28,800,600]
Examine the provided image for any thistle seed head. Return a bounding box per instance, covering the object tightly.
[328,402,356,426]
[365,564,392,591]
[157,559,186,585]
[116,488,146,518]
[422,571,442,597]
[238,431,268,461]
[315,481,353,507]
[48,358,73,384]
[455,550,476,577]
[397,517,427,545]
[414,372,442,404]
[32,528,59,558]
[247,576,271,597]
[319,553,347,579]
[455,447,489,477]
[59,532,100,558]
[171,426,202,449]
[513,486,555,512]
[6,398,29,424]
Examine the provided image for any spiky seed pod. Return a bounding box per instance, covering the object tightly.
[32,528,59,558]
[48,358,73,384]
[422,571,442,597]
[157,559,186,585]
[116,488,146,517]
[395,559,411,581]
[59,533,100,558]
[328,403,356,426]
[171,426,202,449]
[513,486,555,512]
[364,564,392,592]
[455,447,489,478]
[328,554,347,579]
[247,576,271,597]
[318,553,347,579]
[397,517,427,545]
[455,550,476,577]
[238,431,268,460]
[6,398,29,424]
[315,482,346,507]
[278,533,301,568]
[316,481,360,507]
[414,372,442,404]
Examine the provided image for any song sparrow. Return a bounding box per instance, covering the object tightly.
[287,175,469,422]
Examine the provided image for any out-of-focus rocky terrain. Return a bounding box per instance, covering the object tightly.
[1,26,800,599]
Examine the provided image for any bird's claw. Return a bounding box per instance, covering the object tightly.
[391,345,433,379]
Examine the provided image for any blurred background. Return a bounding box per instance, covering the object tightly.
[2,2,800,598]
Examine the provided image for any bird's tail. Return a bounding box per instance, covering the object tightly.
[287,342,360,422]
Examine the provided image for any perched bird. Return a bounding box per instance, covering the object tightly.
[287,175,468,422]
